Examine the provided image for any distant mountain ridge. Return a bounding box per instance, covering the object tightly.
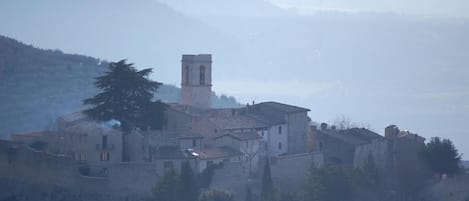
[0,35,240,137]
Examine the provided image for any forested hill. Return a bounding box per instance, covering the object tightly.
[0,35,240,137]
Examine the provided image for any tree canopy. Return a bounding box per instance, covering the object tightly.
[83,59,167,131]
[423,137,462,177]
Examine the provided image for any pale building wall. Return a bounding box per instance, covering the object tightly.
[62,125,122,164]
[215,135,241,150]
[192,117,219,147]
[353,139,389,170]
[164,108,193,131]
[286,112,309,154]
[215,136,260,173]
[267,124,288,156]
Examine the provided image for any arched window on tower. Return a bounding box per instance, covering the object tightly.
[200,65,206,85]
[185,65,190,85]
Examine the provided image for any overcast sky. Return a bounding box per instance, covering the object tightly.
[267,0,469,18]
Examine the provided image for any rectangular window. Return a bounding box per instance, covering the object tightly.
[100,151,109,161]
[185,65,190,84]
[200,66,206,85]
[192,139,197,147]
[278,142,282,150]
[102,135,108,149]
[278,126,282,134]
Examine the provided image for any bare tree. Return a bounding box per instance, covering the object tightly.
[332,114,372,130]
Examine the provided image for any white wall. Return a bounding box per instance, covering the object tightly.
[266,124,288,156]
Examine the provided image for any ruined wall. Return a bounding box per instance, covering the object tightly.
[353,139,389,170]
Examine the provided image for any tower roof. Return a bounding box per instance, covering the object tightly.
[182,54,212,62]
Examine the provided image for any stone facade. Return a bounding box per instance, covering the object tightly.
[181,54,212,109]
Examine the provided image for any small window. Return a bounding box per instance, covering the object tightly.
[278,126,282,134]
[200,65,206,85]
[185,65,190,84]
[278,142,282,150]
[192,139,197,147]
[100,151,109,161]
[102,135,108,149]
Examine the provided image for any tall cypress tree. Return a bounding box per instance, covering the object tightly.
[245,187,253,201]
[180,161,199,201]
[261,158,275,201]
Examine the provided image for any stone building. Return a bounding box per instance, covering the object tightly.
[181,54,212,109]
[311,124,386,167]
[53,112,123,164]
[247,102,310,154]
[214,131,262,173]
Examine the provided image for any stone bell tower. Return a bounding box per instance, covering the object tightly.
[181,54,212,109]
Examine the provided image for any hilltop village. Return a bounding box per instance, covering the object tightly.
[1,54,430,200]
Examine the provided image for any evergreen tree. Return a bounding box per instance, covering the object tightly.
[83,59,166,131]
[153,168,179,201]
[303,166,325,201]
[180,161,199,201]
[423,137,462,178]
[261,158,275,201]
[245,187,253,201]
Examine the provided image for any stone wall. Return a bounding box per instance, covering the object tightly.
[353,139,389,170]
[271,152,315,193]
[286,112,308,154]
[0,140,160,200]
[211,162,252,201]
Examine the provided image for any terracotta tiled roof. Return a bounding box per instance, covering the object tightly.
[251,101,310,114]
[192,146,242,160]
[207,115,267,130]
[216,131,261,141]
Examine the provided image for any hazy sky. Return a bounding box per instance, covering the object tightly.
[267,0,469,18]
[1,0,468,159]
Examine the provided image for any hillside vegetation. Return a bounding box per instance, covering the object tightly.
[0,35,239,137]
